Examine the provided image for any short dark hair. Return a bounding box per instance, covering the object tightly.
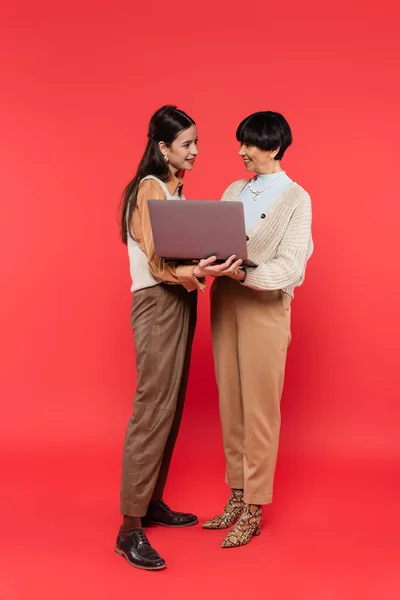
[236,111,292,160]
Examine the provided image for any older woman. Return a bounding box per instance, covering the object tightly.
[202,111,313,548]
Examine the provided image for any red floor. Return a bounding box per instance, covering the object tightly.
[2,419,399,600]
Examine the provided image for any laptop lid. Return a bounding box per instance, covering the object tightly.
[147,200,256,267]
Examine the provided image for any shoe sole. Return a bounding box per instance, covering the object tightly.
[142,519,198,528]
[221,529,261,549]
[202,520,239,530]
[202,521,237,530]
[115,546,166,570]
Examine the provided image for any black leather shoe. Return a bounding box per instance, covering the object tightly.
[142,500,198,528]
[115,528,166,570]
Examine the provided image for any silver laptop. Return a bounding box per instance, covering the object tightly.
[147,200,257,267]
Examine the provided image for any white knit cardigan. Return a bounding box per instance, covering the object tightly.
[222,180,313,296]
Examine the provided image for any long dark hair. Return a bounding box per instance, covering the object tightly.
[120,105,196,244]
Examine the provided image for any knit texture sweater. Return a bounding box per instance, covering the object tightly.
[222,180,313,297]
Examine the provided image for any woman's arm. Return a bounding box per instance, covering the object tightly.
[242,196,313,291]
[133,180,205,292]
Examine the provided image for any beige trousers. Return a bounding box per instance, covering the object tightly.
[211,277,291,505]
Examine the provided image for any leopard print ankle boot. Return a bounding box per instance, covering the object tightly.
[221,503,262,547]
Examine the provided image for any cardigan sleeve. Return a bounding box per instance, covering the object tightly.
[242,195,313,291]
[221,180,247,201]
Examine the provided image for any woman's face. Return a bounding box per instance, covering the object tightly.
[163,125,199,173]
[238,143,279,174]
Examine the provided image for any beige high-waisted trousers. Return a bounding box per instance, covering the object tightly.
[211,277,291,505]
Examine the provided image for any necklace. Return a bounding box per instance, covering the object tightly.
[248,171,286,201]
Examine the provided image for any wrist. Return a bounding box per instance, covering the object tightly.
[193,265,202,278]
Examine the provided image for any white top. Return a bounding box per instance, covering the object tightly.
[127,175,183,292]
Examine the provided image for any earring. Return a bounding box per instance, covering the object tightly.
[163,154,169,163]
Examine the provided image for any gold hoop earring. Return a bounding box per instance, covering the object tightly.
[163,154,169,163]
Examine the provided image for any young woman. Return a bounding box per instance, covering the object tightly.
[116,105,241,570]
[202,111,313,548]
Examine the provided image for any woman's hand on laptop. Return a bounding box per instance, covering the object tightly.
[193,255,244,278]
[225,267,246,281]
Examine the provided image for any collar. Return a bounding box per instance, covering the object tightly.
[166,173,184,196]
[256,171,285,179]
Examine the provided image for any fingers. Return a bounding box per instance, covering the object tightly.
[199,255,217,267]
[205,255,238,273]
[226,259,243,272]
[218,254,237,270]
[218,259,243,274]
[196,255,245,278]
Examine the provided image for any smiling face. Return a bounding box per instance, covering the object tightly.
[238,143,280,174]
[160,125,199,173]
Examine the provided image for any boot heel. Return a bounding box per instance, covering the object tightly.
[115,545,123,555]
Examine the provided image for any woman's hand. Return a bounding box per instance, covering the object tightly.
[193,255,244,278]
[225,267,246,281]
